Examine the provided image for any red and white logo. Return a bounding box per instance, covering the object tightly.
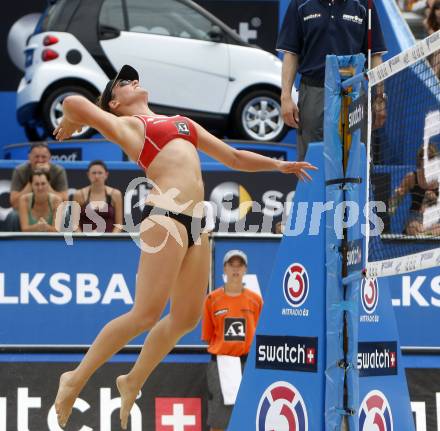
[359,390,393,431]
[390,352,396,368]
[155,398,201,431]
[361,278,379,314]
[306,348,316,365]
[256,382,308,431]
[283,263,310,307]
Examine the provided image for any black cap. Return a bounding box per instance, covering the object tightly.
[98,65,139,112]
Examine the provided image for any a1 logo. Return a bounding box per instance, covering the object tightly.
[224,318,246,341]
[175,121,190,135]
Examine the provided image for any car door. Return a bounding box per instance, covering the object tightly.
[99,0,230,114]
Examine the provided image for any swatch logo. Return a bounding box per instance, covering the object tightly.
[256,335,318,372]
[358,341,397,377]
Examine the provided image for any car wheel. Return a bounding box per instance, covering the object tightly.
[42,86,97,139]
[232,90,288,142]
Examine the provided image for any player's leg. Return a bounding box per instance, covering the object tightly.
[55,217,188,427]
[117,233,210,429]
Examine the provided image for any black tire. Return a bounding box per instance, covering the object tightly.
[232,89,289,142]
[41,85,97,140]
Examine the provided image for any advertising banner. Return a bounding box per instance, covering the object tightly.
[388,267,440,349]
[0,234,281,348]
[0,361,208,431]
[0,359,439,430]
[0,237,205,347]
[358,276,415,430]
[0,165,296,233]
[2,234,440,350]
[406,368,440,431]
[229,144,327,430]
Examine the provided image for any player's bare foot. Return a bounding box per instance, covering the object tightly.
[116,374,140,430]
[54,371,81,428]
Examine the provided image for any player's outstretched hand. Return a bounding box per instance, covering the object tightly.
[278,161,318,181]
[53,117,83,141]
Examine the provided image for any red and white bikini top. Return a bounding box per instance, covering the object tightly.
[134,114,198,170]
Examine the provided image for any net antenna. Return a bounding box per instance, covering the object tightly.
[366,31,440,278]
[367,0,372,71]
[365,0,373,254]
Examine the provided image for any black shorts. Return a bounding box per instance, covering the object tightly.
[206,357,246,429]
[142,204,205,247]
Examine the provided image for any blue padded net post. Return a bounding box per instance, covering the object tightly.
[324,53,365,430]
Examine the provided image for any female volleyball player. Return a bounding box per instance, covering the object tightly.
[53,65,317,429]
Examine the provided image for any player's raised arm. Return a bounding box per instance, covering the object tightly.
[194,121,317,181]
[54,96,134,144]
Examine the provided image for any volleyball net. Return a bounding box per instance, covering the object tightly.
[366,31,440,277]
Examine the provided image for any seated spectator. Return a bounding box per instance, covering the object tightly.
[73,160,123,233]
[6,143,68,231]
[18,170,61,232]
[389,143,440,235]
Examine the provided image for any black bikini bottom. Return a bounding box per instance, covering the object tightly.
[142,204,205,247]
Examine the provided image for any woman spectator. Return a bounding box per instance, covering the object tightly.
[18,170,61,232]
[73,160,123,233]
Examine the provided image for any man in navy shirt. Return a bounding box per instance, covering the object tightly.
[277,0,387,161]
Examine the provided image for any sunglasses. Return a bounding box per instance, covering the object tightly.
[116,79,133,87]
[109,79,134,102]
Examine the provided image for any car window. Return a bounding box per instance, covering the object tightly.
[39,0,79,32]
[100,0,125,31]
[125,0,216,41]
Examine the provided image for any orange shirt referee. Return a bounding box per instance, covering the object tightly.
[202,249,263,431]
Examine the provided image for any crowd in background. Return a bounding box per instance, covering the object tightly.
[2,143,123,233]
[395,0,440,77]
[397,0,440,35]
[397,0,432,13]
[423,0,440,78]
